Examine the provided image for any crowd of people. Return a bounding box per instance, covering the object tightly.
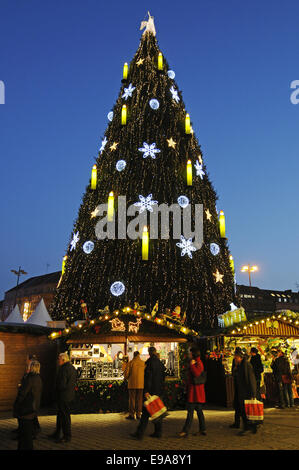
[11,344,297,449]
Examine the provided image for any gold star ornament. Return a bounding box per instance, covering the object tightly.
[110,142,119,151]
[167,137,177,149]
[136,58,145,66]
[205,209,212,221]
[213,269,224,284]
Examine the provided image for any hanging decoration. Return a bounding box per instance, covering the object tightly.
[128,318,142,333]
[110,281,125,297]
[116,160,126,172]
[134,194,158,213]
[213,269,224,284]
[167,70,175,79]
[83,241,95,254]
[80,300,88,320]
[167,137,176,149]
[99,137,107,154]
[177,195,189,208]
[149,98,160,110]
[176,235,197,259]
[109,317,126,331]
[107,111,113,121]
[70,232,80,251]
[210,243,220,256]
[136,58,145,66]
[194,160,205,179]
[90,165,97,190]
[91,206,100,219]
[170,86,180,103]
[138,142,161,159]
[205,209,212,221]
[110,142,119,151]
[122,83,135,100]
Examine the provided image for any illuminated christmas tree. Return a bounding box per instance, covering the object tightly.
[50,15,238,331]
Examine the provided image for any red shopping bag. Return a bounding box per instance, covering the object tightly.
[144,395,168,423]
[244,399,264,422]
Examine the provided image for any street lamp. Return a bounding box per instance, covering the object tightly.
[241,265,258,287]
[11,266,28,306]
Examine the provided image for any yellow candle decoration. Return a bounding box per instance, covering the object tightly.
[219,210,226,238]
[90,164,97,190]
[121,104,127,125]
[62,255,68,276]
[186,159,192,186]
[107,191,114,222]
[123,62,128,80]
[229,255,235,275]
[142,226,149,260]
[158,52,163,70]
[185,113,191,134]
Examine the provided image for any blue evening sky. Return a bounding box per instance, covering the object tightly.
[0,0,298,299]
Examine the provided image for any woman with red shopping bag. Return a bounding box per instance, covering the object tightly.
[178,347,206,438]
[232,350,259,435]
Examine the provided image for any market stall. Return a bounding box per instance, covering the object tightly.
[50,306,198,412]
[201,309,299,407]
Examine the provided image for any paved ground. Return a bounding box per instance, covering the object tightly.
[0,404,299,453]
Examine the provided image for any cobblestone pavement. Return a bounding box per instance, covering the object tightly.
[0,405,299,452]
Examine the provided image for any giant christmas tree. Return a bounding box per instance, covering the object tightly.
[50,16,238,331]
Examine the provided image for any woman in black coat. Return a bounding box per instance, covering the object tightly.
[13,360,43,450]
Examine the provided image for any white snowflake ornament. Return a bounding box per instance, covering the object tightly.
[122,83,136,100]
[170,86,180,103]
[99,136,107,154]
[194,160,205,179]
[176,235,197,259]
[70,231,80,251]
[134,194,158,213]
[138,142,161,159]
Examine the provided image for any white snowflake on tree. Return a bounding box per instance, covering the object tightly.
[122,83,136,100]
[134,194,158,213]
[194,160,205,179]
[170,86,180,103]
[138,142,161,159]
[99,136,107,154]
[176,235,197,259]
[70,231,80,251]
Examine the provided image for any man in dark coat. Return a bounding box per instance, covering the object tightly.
[271,349,294,408]
[250,347,264,400]
[232,350,257,435]
[48,352,77,443]
[130,346,165,440]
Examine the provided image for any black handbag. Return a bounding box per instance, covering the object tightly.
[192,370,207,385]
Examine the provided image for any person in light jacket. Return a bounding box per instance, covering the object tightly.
[178,347,206,437]
[13,360,43,450]
[124,351,145,420]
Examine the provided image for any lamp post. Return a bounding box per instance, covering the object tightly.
[11,266,28,307]
[241,265,258,287]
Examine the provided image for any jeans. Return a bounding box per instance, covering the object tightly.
[182,403,206,434]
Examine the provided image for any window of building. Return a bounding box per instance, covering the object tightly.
[0,341,5,364]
